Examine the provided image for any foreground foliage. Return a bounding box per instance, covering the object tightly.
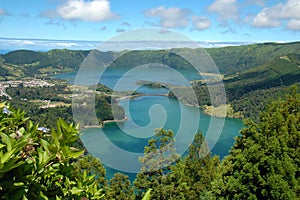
[0,103,103,199]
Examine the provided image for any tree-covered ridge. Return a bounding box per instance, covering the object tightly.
[1,41,300,80]
[207,41,300,74]
[0,49,90,80]
[224,53,300,100]
[231,84,300,120]
[110,50,193,69]
[223,53,300,119]
[175,52,300,119]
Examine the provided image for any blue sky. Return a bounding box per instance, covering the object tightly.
[0,0,299,45]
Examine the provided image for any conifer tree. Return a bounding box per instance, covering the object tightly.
[182,132,219,198]
[213,88,300,199]
[105,173,135,200]
[134,128,179,199]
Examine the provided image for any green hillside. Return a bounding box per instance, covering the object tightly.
[1,41,300,80]
[225,53,300,100]
[110,49,193,69]
[0,49,89,79]
[207,42,300,74]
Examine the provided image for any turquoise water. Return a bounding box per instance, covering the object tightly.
[80,96,244,180]
[53,67,244,180]
[53,66,202,93]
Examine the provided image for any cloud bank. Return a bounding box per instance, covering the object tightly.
[252,0,300,30]
[192,16,211,30]
[41,0,119,22]
[207,0,239,25]
[144,6,210,31]
[145,6,192,29]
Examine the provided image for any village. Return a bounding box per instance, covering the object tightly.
[0,79,55,100]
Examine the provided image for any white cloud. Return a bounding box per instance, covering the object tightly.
[12,40,36,46]
[58,0,119,21]
[41,0,119,22]
[54,42,79,47]
[192,16,211,30]
[207,0,239,25]
[145,6,191,28]
[252,8,281,27]
[252,0,300,30]
[287,19,300,30]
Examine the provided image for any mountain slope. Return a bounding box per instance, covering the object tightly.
[207,42,300,74]
[1,41,300,80]
[225,53,300,100]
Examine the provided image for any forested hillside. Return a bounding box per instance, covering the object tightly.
[1,42,299,80]
[224,53,300,119]
[225,53,300,98]
[0,49,89,79]
[207,42,300,74]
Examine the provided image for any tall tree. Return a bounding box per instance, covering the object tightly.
[73,154,107,189]
[104,173,135,200]
[182,132,219,198]
[158,132,219,200]
[134,128,179,199]
[213,88,300,199]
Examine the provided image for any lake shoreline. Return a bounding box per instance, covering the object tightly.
[96,93,169,128]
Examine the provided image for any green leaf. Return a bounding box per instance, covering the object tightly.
[1,148,16,164]
[0,132,12,152]
[14,182,25,187]
[70,187,84,194]
[142,189,152,200]
[55,196,61,200]
[68,149,84,159]
[18,127,25,134]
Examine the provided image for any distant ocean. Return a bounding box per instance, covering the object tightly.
[0,38,100,54]
[0,38,252,54]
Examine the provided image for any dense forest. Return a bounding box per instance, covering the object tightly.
[0,89,299,199]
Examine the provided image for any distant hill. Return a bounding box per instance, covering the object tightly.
[207,42,300,74]
[0,41,299,80]
[0,49,90,80]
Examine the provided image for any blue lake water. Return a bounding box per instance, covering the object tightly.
[53,66,205,93]
[53,66,244,180]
